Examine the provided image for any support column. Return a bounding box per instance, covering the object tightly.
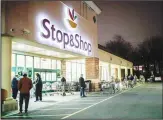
[118,66,121,81]
[125,67,128,76]
[1,36,17,112]
[108,63,111,81]
[61,60,66,78]
[130,68,133,75]
[2,36,12,98]
[86,57,100,91]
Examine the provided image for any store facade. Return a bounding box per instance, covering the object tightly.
[1,1,133,112]
[98,49,133,82]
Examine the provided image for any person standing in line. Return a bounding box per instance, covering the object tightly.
[129,74,134,88]
[110,76,116,94]
[34,73,43,102]
[134,74,137,85]
[79,74,86,98]
[11,74,19,99]
[124,75,129,89]
[18,73,33,114]
[61,76,66,96]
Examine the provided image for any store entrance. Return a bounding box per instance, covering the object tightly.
[128,69,131,75]
[121,69,125,79]
[11,53,63,98]
[11,41,85,100]
[33,68,61,96]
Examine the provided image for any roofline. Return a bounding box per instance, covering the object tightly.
[98,44,133,64]
[98,44,110,53]
[84,1,102,15]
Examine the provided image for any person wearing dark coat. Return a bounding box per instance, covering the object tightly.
[18,73,33,114]
[129,74,134,88]
[61,76,66,96]
[79,74,86,97]
[34,73,43,102]
[11,75,19,99]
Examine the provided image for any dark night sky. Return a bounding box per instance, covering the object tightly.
[95,1,163,47]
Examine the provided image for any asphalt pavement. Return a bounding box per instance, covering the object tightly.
[2,83,162,119]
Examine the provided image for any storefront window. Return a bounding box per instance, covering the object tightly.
[52,73,56,81]
[12,54,16,67]
[57,60,61,69]
[34,57,40,68]
[41,58,51,69]
[81,64,85,79]
[66,62,71,82]
[66,60,85,82]
[17,55,25,67]
[46,72,52,81]
[52,60,56,69]
[41,72,46,81]
[72,62,77,81]
[111,68,117,78]
[100,66,109,81]
[26,56,33,68]
[12,72,15,78]
[77,63,82,79]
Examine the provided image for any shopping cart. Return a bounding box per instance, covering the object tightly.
[56,82,62,95]
[84,83,89,95]
[100,81,113,94]
[66,82,76,95]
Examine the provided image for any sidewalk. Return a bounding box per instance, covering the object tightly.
[2,92,80,117]
[27,92,81,111]
[2,83,143,117]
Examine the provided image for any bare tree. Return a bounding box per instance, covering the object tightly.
[106,35,133,60]
[138,36,163,75]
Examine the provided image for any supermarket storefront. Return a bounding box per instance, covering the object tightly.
[1,1,133,112]
[1,1,99,112]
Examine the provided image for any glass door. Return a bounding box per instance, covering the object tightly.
[46,72,52,82]
[41,72,46,82]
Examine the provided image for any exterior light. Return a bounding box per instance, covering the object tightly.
[10,28,15,32]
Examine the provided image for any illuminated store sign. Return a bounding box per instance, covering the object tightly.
[41,18,92,53]
[36,5,93,56]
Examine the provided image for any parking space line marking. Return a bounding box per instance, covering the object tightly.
[84,97,108,99]
[3,114,71,118]
[61,85,142,119]
[39,108,83,110]
[56,103,94,105]
[73,100,98,102]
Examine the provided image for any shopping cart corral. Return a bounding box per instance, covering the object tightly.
[85,80,91,95]
[100,81,114,94]
[50,81,78,96]
[100,80,123,94]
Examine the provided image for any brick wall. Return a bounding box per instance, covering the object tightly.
[86,57,100,91]
[86,57,99,79]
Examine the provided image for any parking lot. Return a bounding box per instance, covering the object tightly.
[2,83,162,119]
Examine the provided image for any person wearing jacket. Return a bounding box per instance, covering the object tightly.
[34,73,43,102]
[79,74,86,97]
[129,74,134,88]
[18,73,33,114]
[110,76,116,94]
[11,75,19,99]
[124,75,129,89]
[61,76,66,96]
[134,74,137,85]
